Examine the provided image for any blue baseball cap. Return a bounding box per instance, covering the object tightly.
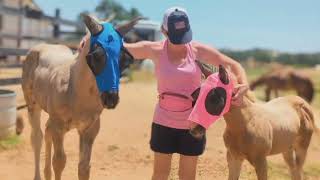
[162,7,192,44]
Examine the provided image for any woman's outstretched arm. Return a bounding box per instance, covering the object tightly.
[193,42,248,85]
[124,41,159,60]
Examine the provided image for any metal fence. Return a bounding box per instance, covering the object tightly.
[0,47,28,56]
[0,47,26,85]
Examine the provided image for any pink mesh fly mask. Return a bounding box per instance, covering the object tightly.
[188,71,234,129]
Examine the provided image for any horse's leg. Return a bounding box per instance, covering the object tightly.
[44,119,53,180]
[282,150,297,180]
[265,87,271,101]
[227,151,244,180]
[294,134,312,180]
[274,89,279,98]
[294,148,308,180]
[27,104,43,180]
[251,157,268,180]
[51,123,66,180]
[78,119,100,180]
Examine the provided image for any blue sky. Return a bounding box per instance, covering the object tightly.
[34,0,320,53]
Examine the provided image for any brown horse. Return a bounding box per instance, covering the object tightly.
[190,66,319,180]
[250,67,314,102]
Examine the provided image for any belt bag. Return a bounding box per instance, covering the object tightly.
[159,92,193,112]
[158,61,213,112]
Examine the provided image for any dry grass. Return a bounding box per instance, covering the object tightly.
[0,135,22,151]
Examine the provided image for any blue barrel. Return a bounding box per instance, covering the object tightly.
[0,89,16,139]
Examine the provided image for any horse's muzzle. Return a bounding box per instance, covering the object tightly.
[101,91,119,109]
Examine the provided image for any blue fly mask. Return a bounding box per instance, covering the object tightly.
[89,22,122,93]
[83,15,143,109]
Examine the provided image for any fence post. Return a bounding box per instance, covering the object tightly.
[53,8,60,38]
[16,0,24,62]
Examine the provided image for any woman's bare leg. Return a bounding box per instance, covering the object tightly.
[178,155,198,180]
[152,152,173,180]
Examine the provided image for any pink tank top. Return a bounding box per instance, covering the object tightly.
[153,40,202,129]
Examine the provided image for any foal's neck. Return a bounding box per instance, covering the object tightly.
[70,53,99,100]
[223,95,255,132]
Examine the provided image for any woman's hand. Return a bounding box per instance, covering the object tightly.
[231,84,249,106]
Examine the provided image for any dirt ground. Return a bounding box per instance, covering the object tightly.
[0,81,319,180]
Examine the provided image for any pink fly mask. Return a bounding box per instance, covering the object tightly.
[188,65,234,131]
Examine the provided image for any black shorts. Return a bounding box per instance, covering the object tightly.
[150,123,206,156]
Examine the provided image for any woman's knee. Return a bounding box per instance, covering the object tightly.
[152,152,172,180]
[152,159,171,180]
[178,155,198,180]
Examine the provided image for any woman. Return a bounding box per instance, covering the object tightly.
[124,7,248,180]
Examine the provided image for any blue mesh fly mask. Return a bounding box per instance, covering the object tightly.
[84,15,142,94]
[82,15,143,109]
[88,22,122,93]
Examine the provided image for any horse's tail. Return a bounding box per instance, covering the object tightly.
[15,105,27,135]
[250,76,267,90]
[16,114,24,135]
[299,100,320,136]
[22,48,40,93]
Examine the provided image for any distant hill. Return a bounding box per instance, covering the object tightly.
[220,48,320,66]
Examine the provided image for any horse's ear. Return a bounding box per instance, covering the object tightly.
[116,17,146,37]
[218,65,229,85]
[82,14,103,35]
[78,33,91,56]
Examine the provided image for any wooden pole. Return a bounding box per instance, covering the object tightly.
[53,8,60,38]
[16,0,23,62]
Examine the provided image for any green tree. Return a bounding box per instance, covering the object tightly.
[95,0,142,22]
